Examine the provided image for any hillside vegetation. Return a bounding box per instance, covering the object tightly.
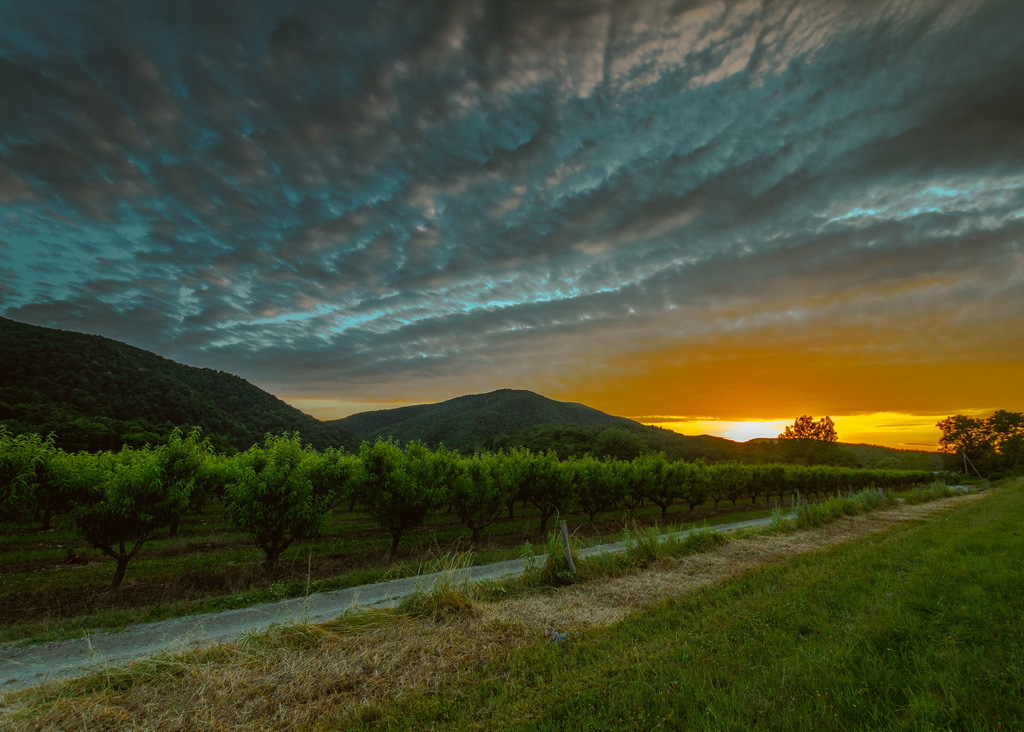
[0,317,358,452]
[330,389,638,451]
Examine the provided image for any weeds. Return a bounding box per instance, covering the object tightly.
[531,531,581,588]
[902,480,959,505]
[396,550,479,620]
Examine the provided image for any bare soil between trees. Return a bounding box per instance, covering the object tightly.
[0,494,980,719]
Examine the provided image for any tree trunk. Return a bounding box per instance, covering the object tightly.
[41,507,52,531]
[387,528,404,560]
[108,554,130,591]
[168,516,180,537]
[537,508,553,535]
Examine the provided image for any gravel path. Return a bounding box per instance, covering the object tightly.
[0,516,775,692]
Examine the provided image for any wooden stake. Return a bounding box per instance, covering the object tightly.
[559,519,576,575]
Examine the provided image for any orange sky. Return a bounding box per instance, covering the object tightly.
[544,334,1024,450]
[289,326,1023,451]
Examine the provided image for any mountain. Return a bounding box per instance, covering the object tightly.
[0,317,358,452]
[332,388,940,467]
[330,388,640,451]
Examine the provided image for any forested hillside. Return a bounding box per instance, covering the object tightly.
[0,317,358,452]
[330,389,638,451]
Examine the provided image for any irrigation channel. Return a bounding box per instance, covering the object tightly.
[0,516,775,693]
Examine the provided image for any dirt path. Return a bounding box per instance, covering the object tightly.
[0,517,774,693]
[0,496,982,730]
[0,496,979,711]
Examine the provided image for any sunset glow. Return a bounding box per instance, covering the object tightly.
[639,413,983,451]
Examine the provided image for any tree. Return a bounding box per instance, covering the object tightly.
[70,447,190,590]
[155,427,213,536]
[567,455,623,524]
[518,449,568,534]
[937,411,1024,475]
[706,463,748,510]
[32,445,78,530]
[594,428,646,461]
[672,460,710,513]
[775,415,855,466]
[779,415,838,442]
[226,434,325,568]
[357,440,438,560]
[635,453,674,518]
[0,428,53,518]
[307,447,362,510]
[450,454,512,543]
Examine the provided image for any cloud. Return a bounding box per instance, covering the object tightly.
[1,0,1021,430]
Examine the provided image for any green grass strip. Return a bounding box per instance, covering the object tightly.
[360,482,1024,731]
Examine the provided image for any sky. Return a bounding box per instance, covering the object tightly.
[1,0,1022,450]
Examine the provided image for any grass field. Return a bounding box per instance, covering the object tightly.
[2,482,1016,730]
[365,480,1023,730]
[0,492,780,644]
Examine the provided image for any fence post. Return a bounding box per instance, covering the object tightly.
[559,519,577,576]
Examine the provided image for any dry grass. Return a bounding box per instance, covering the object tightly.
[0,495,979,731]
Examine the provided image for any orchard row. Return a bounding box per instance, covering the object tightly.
[0,428,937,589]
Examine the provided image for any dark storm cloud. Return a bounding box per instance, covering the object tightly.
[1,0,1022,404]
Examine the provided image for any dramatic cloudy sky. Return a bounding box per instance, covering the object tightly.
[2,0,1022,448]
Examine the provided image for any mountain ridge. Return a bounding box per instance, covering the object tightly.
[0,317,358,452]
[330,388,639,451]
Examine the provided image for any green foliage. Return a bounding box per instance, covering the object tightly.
[70,447,191,589]
[633,453,671,516]
[518,449,570,533]
[226,434,326,567]
[705,461,750,509]
[937,409,1024,476]
[358,440,439,558]
[671,460,710,511]
[0,427,53,516]
[566,454,623,522]
[593,427,646,460]
[449,453,512,543]
[307,447,362,509]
